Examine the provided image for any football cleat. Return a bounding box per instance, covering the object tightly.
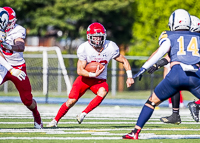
[188,101,199,122]
[122,129,140,140]
[34,121,43,129]
[160,113,181,125]
[76,112,87,124]
[46,119,58,127]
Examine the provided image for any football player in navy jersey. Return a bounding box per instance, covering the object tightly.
[123,9,200,140]
[148,15,200,124]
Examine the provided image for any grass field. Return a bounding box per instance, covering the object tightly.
[0,102,200,143]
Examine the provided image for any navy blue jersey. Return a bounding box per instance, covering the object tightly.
[160,31,200,65]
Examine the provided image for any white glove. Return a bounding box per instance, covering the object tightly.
[10,68,26,81]
[0,30,6,43]
[1,41,12,50]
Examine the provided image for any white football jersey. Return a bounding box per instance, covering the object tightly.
[0,24,26,66]
[77,40,120,79]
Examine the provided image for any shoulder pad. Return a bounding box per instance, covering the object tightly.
[159,31,168,41]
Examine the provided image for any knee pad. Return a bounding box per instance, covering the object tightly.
[146,99,156,108]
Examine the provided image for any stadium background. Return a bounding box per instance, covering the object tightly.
[0,0,199,100]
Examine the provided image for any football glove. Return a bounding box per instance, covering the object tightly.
[147,58,169,74]
[1,41,12,50]
[0,30,6,43]
[10,68,26,81]
[133,67,146,81]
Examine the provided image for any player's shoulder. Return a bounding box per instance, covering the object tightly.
[9,24,26,35]
[78,41,90,49]
[13,24,26,32]
[104,40,118,49]
[159,31,170,41]
[77,41,90,52]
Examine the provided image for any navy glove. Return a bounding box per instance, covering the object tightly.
[133,67,146,81]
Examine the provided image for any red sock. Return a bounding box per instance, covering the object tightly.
[195,99,200,104]
[55,102,69,122]
[29,104,41,124]
[168,98,172,104]
[82,95,104,114]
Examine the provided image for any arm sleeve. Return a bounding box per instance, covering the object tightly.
[77,45,87,61]
[110,42,120,59]
[142,38,171,69]
[11,26,26,40]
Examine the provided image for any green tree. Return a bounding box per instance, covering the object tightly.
[129,0,200,59]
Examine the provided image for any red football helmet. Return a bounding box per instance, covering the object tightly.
[3,7,17,32]
[87,22,106,47]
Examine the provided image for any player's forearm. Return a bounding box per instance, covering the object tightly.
[77,68,91,77]
[11,41,25,52]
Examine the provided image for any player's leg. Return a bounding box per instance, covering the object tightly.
[188,82,200,122]
[47,98,78,127]
[123,65,181,140]
[47,76,89,127]
[10,65,43,129]
[160,92,181,124]
[188,98,200,116]
[184,71,200,122]
[76,79,109,124]
[123,91,162,140]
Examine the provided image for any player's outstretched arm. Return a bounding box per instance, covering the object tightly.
[147,58,169,74]
[135,39,171,80]
[114,54,134,87]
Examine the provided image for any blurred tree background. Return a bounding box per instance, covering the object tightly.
[1,0,200,65]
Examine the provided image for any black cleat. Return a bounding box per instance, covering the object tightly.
[160,113,181,125]
[188,101,199,122]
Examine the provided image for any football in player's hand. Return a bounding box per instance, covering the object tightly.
[85,62,104,73]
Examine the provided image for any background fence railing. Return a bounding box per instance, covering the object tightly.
[0,54,164,97]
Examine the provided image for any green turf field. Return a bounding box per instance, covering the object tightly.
[0,103,200,143]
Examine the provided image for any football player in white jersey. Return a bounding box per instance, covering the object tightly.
[1,7,43,129]
[0,8,26,81]
[47,22,134,127]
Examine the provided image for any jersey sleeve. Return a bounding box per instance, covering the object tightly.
[77,44,86,61]
[110,41,120,59]
[11,26,26,40]
[158,31,169,46]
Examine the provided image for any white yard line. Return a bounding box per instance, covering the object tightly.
[0,104,199,141]
[0,121,198,124]
[1,135,200,140]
